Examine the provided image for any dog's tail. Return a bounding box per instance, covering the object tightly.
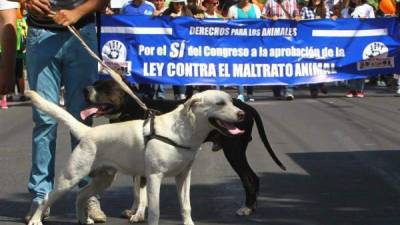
[26,91,90,139]
[238,101,287,171]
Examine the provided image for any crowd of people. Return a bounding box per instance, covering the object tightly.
[0,0,398,223]
[101,0,399,102]
[0,0,399,107]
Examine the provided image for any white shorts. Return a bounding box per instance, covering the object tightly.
[0,0,18,10]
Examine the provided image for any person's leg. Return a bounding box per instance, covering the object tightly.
[246,86,254,101]
[284,85,294,100]
[358,79,365,92]
[185,85,193,99]
[237,85,245,101]
[355,79,365,97]
[309,83,319,98]
[0,94,7,109]
[26,27,63,207]
[346,79,356,97]
[179,85,187,99]
[62,23,98,173]
[138,84,155,98]
[272,86,281,98]
[397,75,400,95]
[155,84,166,99]
[62,23,106,222]
[0,7,16,94]
[173,85,186,100]
[15,58,26,99]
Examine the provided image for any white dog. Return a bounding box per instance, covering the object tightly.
[25,90,245,225]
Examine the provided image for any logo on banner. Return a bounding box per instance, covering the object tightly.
[358,42,394,70]
[101,40,132,76]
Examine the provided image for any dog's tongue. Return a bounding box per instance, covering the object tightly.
[222,121,244,135]
[80,107,99,120]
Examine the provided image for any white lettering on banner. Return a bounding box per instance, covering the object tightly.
[135,43,345,59]
[188,26,297,37]
[167,63,217,77]
[230,63,336,78]
[189,26,230,36]
[270,47,321,58]
[170,41,186,58]
[143,62,336,78]
[294,63,336,76]
[138,45,155,56]
[143,62,164,77]
[261,28,297,36]
[203,46,249,58]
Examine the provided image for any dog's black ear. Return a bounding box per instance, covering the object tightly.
[120,76,139,92]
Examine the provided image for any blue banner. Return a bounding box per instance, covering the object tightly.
[100,15,400,85]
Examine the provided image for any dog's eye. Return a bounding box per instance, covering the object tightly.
[216,101,226,106]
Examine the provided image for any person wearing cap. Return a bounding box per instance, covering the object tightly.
[162,0,193,16]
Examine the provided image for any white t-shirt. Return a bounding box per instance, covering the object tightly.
[0,0,18,10]
[204,12,221,18]
[351,3,375,18]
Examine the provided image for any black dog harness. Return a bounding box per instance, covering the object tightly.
[143,113,191,150]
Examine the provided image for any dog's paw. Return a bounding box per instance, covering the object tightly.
[236,206,254,216]
[183,219,195,225]
[121,209,136,218]
[27,218,43,225]
[129,211,145,223]
[78,217,94,225]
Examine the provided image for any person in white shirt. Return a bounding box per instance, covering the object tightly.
[351,0,375,18]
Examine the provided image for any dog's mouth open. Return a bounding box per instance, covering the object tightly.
[80,104,115,120]
[209,118,244,136]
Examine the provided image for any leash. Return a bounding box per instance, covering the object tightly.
[143,113,191,150]
[66,25,149,112]
[47,10,149,113]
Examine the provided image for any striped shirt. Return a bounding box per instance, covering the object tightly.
[300,6,330,19]
[262,0,299,19]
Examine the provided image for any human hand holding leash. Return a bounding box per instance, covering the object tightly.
[44,1,149,112]
[52,9,83,26]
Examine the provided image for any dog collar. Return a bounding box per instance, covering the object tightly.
[143,114,191,150]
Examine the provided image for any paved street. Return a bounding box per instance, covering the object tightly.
[2,86,400,225]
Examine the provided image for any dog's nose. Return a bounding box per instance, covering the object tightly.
[237,110,245,121]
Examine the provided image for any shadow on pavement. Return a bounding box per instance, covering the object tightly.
[1,150,400,225]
